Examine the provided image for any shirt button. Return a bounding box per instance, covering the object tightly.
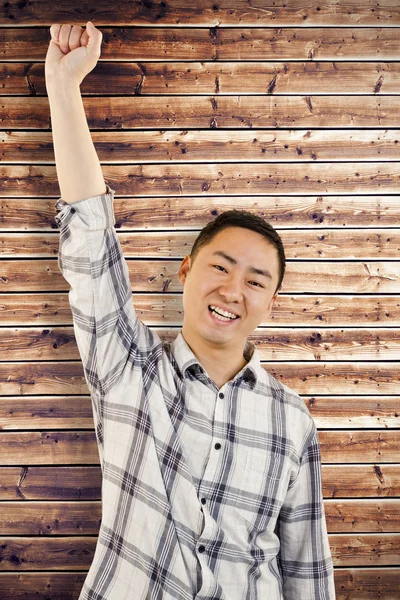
[214,442,221,450]
[218,392,224,399]
[201,498,206,505]
[198,545,205,553]
[70,207,76,213]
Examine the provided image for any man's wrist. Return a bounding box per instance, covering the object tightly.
[46,78,81,97]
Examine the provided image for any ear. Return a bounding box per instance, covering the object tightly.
[178,254,192,286]
[266,292,279,314]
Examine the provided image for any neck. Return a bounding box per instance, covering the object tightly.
[181,326,248,389]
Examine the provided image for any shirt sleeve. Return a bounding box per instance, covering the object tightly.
[54,183,158,397]
[276,421,336,600]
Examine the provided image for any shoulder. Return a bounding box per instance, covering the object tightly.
[264,370,317,445]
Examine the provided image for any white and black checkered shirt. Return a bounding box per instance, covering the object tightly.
[55,184,335,600]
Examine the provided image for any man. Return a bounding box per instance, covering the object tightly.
[48,21,335,600]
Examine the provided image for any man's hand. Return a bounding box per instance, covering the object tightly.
[45,21,103,87]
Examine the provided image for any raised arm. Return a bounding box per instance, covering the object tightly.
[45,21,106,203]
[44,22,161,407]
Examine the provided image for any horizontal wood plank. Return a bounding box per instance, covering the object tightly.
[2,260,400,293]
[2,395,398,430]
[4,96,400,129]
[0,569,398,600]
[1,465,398,500]
[0,502,102,535]
[0,499,398,534]
[3,27,400,61]
[2,195,399,231]
[3,130,400,163]
[3,163,400,196]
[2,229,400,259]
[3,0,400,26]
[0,534,397,569]
[0,361,399,395]
[5,62,400,95]
[0,430,398,465]
[0,293,398,326]
[324,500,400,533]
[322,465,400,498]
[319,432,400,463]
[0,537,95,570]
[0,465,399,500]
[0,432,100,465]
[0,573,87,600]
[264,362,400,394]
[330,534,400,567]
[1,326,400,361]
[304,397,400,429]
[334,568,400,600]
[0,467,102,500]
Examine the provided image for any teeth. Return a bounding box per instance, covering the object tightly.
[209,305,238,320]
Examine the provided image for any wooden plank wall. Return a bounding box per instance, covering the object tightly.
[0,1,400,598]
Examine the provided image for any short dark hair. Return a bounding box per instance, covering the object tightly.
[190,210,286,294]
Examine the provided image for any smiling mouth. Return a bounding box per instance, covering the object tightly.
[208,305,240,322]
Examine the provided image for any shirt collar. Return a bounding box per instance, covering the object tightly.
[168,332,260,389]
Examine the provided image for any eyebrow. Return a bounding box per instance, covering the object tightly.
[211,250,273,280]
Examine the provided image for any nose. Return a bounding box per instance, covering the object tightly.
[218,274,244,303]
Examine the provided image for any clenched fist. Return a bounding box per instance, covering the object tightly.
[45,21,103,86]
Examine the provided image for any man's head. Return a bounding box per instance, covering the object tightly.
[178,210,286,352]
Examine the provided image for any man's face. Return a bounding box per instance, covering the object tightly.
[177,226,280,351]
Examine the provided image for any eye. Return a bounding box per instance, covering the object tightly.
[214,264,227,272]
[249,281,264,288]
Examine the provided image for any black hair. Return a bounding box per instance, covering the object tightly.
[190,210,286,294]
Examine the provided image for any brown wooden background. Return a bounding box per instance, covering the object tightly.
[1,1,400,598]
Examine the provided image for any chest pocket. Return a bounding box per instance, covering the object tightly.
[233,448,291,532]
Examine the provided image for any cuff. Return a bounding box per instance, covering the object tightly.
[54,184,116,229]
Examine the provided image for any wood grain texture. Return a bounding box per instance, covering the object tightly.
[0,535,397,569]
[1,0,400,26]
[1,2,400,594]
[3,130,400,163]
[2,196,400,231]
[1,259,400,293]
[1,396,398,430]
[0,570,398,600]
[322,465,400,498]
[0,467,102,501]
[3,27,400,61]
[0,430,399,464]
[5,96,400,128]
[1,326,400,361]
[0,499,398,534]
[2,229,400,259]
[5,62,400,95]
[3,163,400,197]
[0,361,399,395]
[324,500,400,533]
[1,465,398,500]
[330,534,400,567]
[334,568,400,600]
[0,293,399,326]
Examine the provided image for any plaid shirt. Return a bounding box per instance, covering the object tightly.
[55,184,335,600]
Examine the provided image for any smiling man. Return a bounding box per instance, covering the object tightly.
[55,185,335,600]
[177,219,283,390]
[48,19,334,600]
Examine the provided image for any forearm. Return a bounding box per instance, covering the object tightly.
[47,79,106,204]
